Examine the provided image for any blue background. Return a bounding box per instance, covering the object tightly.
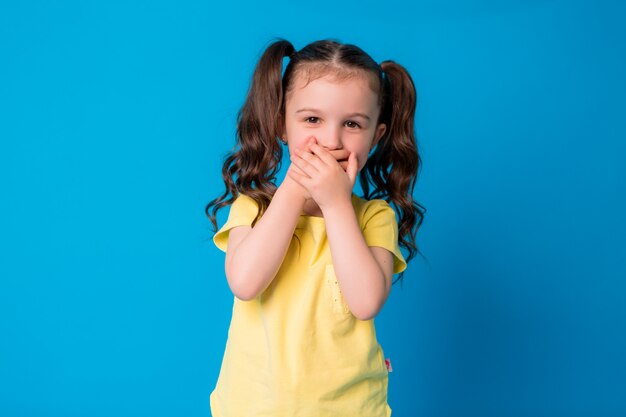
[1,1,625,416]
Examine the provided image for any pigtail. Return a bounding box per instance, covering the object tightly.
[361,60,426,284]
[205,39,295,231]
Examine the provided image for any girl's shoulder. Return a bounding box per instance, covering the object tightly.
[227,192,261,215]
[352,194,407,273]
[351,194,397,222]
[232,192,258,205]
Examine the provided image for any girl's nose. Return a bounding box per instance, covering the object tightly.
[320,126,342,150]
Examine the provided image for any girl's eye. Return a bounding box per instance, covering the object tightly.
[304,117,360,129]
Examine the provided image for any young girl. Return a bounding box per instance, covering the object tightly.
[205,38,425,417]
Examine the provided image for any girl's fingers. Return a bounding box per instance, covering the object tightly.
[328,148,351,162]
[346,152,358,185]
[288,166,312,190]
[292,148,321,175]
[291,163,308,178]
[288,168,304,181]
[287,168,312,203]
[307,143,340,167]
[288,166,308,183]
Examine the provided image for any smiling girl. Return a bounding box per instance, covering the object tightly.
[205,38,425,417]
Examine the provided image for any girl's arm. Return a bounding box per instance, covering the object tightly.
[322,199,394,321]
[224,177,306,301]
[288,141,395,320]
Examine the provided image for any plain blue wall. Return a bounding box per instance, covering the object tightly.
[1,1,624,416]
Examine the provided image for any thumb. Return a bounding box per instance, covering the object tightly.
[347,152,358,185]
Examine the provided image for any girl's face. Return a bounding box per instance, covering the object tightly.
[282,72,387,172]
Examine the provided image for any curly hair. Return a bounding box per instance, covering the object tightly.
[205,38,427,285]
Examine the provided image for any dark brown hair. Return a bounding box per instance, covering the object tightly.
[205,38,427,285]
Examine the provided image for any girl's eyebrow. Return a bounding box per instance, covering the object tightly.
[295,108,371,121]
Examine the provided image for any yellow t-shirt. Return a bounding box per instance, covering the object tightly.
[210,192,407,417]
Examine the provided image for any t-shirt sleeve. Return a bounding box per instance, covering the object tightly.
[213,194,260,253]
[361,199,407,275]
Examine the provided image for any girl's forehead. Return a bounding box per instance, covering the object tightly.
[285,75,381,117]
[287,69,380,101]
[293,66,376,87]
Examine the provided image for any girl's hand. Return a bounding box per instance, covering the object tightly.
[280,137,350,205]
[288,137,358,211]
[281,160,312,201]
